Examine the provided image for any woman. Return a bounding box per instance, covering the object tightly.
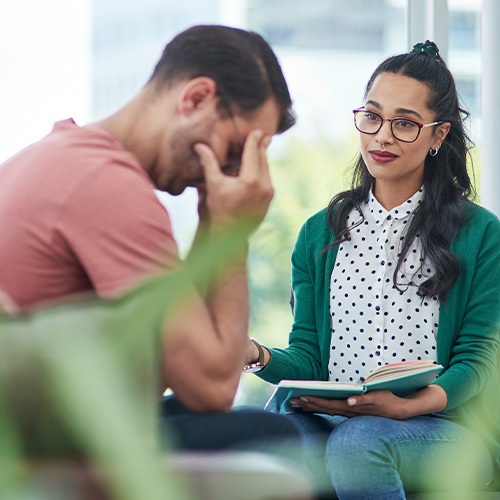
[246,41,500,499]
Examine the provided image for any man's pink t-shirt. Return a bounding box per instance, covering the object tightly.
[0,119,179,309]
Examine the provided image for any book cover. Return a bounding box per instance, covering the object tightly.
[264,360,443,413]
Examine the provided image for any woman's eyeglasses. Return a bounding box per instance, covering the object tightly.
[353,108,444,143]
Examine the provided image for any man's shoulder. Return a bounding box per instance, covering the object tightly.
[5,119,151,191]
[0,117,160,229]
[47,119,140,168]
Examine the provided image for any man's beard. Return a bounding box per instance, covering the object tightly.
[165,117,217,194]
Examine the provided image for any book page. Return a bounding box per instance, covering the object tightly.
[278,379,362,391]
[364,360,440,384]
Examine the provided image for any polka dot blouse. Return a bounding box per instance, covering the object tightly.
[328,188,439,383]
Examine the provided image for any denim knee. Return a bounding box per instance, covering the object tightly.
[324,414,494,499]
[325,416,403,499]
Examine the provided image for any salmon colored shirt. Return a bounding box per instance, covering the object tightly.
[0,119,179,309]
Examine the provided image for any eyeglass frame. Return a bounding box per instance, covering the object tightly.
[217,90,245,174]
[352,108,446,144]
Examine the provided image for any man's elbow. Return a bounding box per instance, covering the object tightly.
[194,390,235,413]
[172,379,237,413]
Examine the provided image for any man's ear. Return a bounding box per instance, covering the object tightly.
[177,77,218,117]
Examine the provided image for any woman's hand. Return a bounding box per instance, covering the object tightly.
[290,385,447,420]
[290,390,411,419]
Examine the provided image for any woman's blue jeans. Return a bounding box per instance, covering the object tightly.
[287,412,494,500]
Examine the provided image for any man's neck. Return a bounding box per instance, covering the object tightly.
[93,88,169,176]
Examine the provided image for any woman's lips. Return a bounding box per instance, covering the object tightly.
[370,150,398,163]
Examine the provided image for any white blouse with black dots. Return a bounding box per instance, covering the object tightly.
[328,188,439,383]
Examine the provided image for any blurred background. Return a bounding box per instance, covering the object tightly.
[0,0,482,407]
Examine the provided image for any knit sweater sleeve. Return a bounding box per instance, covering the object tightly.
[433,205,500,411]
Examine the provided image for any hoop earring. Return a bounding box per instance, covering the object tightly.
[429,144,441,157]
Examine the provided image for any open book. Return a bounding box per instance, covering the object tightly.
[265,360,443,413]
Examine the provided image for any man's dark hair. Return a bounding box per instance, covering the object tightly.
[148,25,295,134]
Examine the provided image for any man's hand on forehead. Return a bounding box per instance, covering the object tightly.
[193,129,273,231]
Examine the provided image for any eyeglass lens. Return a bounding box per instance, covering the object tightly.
[354,111,421,143]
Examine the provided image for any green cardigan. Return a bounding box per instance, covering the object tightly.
[258,202,500,475]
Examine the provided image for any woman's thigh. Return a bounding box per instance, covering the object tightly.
[326,415,494,495]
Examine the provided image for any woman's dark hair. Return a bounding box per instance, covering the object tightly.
[148,25,295,134]
[326,41,474,301]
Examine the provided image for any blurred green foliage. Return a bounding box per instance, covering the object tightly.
[0,221,254,499]
[0,273,190,499]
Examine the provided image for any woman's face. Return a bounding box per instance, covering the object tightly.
[359,72,449,200]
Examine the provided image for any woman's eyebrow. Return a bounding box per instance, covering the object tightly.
[365,100,423,120]
[365,99,382,110]
[395,107,423,120]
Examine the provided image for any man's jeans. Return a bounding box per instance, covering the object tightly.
[288,412,494,500]
[159,395,304,463]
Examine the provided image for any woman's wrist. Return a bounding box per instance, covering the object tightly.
[243,338,270,373]
[404,384,448,418]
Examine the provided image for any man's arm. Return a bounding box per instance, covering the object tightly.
[161,130,273,412]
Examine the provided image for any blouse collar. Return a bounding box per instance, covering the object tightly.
[368,187,424,226]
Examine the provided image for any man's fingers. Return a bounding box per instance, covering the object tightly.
[239,129,264,178]
[258,135,272,184]
[195,129,271,183]
[194,143,222,184]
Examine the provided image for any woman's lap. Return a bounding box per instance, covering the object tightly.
[288,412,494,500]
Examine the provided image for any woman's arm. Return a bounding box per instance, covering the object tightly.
[433,210,500,411]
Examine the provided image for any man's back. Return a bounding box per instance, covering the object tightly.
[0,119,178,309]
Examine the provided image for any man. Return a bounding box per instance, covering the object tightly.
[0,25,299,450]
